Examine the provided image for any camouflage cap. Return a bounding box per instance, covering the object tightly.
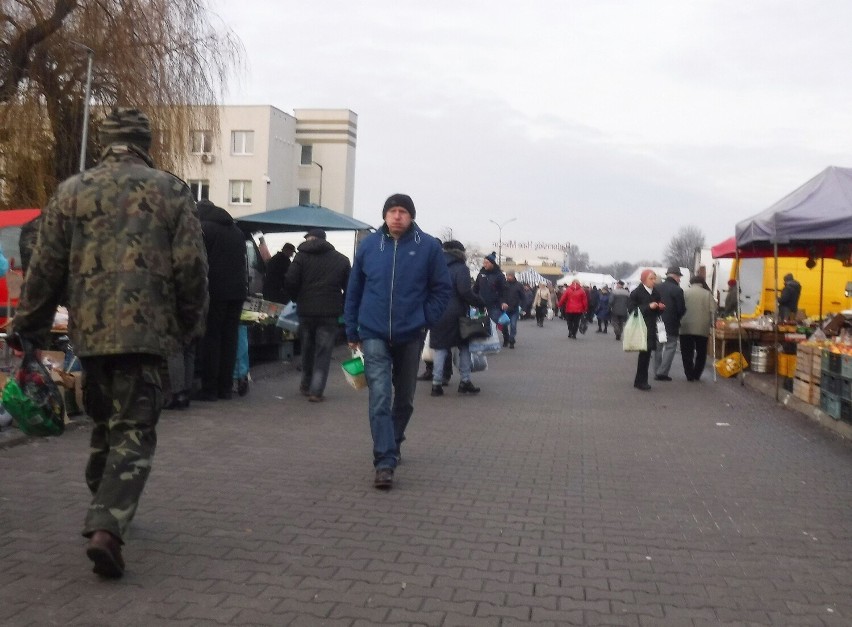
[98,108,152,151]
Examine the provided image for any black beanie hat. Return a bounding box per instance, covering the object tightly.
[382,193,416,220]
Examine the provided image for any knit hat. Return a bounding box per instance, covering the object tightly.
[305,228,327,240]
[485,251,497,265]
[98,108,152,151]
[443,240,465,252]
[382,193,416,220]
[784,273,794,282]
[640,269,655,283]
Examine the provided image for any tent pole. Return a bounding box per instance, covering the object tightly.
[819,256,825,319]
[735,249,744,386]
[774,241,779,402]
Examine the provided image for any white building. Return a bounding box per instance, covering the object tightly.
[176,106,357,218]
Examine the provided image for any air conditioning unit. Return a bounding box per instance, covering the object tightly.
[200,153,215,164]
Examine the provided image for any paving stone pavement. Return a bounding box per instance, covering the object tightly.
[2,319,852,626]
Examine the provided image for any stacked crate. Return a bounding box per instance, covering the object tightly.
[793,344,821,405]
[819,351,852,421]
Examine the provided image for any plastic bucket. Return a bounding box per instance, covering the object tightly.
[341,355,367,390]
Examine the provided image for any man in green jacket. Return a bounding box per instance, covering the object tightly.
[12,108,209,579]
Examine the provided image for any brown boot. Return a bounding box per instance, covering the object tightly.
[86,530,125,579]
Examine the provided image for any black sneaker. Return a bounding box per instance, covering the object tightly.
[374,468,393,490]
[430,384,443,397]
[458,380,481,394]
[416,369,433,381]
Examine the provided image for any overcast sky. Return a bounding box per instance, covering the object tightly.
[212,0,851,265]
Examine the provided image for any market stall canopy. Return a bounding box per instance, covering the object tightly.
[556,271,617,287]
[515,268,549,285]
[621,267,691,289]
[236,204,374,234]
[735,166,852,249]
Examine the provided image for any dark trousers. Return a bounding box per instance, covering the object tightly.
[299,315,339,397]
[611,314,627,339]
[81,354,163,542]
[200,299,243,397]
[634,350,651,386]
[680,334,709,381]
[535,305,547,325]
[566,312,582,337]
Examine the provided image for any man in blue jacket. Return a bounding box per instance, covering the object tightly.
[344,193,452,490]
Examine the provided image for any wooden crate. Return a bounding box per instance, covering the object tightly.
[793,377,820,405]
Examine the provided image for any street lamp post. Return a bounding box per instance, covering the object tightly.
[488,217,517,266]
[311,161,323,206]
[72,42,95,173]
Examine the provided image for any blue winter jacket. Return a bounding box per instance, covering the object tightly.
[344,223,452,344]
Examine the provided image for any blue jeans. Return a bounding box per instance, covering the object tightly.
[432,345,472,384]
[361,335,423,469]
[299,316,339,397]
[506,310,519,342]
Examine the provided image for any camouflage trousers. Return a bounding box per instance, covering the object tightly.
[80,354,164,543]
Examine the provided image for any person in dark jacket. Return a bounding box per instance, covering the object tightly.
[262,242,296,303]
[628,269,665,390]
[285,228,350,402]
[778,273,802,321]
[587,286,600,323]
[18,215,41,274]
[196,199,248,401]
[653,266,686,381]
[11,108,208,578]
[501,271,526,348]
[428,240,486,396]
[473,252,507,326]
[595,287,611,333]
[344,193,452,490]
[609,280,630,340]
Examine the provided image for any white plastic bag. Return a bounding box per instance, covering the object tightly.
[656,318,667,344]
[546,307,554,320]
[422,331,434,362]
[622,311,647,352]
[470,351,488,372]
[469,320,502,354]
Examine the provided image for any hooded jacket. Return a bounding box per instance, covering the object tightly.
[558,283,588,314]
[285,238,351,317]
[473,263,506,310]
[429,248,486,349]
[344,223,452,344]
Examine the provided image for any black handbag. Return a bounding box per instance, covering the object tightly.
[458,315,491,340]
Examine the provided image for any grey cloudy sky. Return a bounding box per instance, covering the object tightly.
[213,0,851,264]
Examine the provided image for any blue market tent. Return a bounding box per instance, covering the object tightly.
[236,204,374,234]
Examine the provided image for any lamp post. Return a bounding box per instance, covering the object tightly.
[72,42,95,173]
[488,217,516,266]
[311,160,323,206]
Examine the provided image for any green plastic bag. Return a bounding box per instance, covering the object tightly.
[1,338,65,437]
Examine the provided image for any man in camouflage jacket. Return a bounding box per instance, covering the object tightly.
[12,108,209,579]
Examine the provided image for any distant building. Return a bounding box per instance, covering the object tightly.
[174,105,357,218]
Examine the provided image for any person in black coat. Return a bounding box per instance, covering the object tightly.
[473,251,507,323]
[285,229,351,401]
[429,241,486,396]
[628,269,666,391]
[263,242,296,303]
[196,199,248,401]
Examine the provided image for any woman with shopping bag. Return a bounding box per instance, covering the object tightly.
[428,240,487,397]
[627,269,666,391]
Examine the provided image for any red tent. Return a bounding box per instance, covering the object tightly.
[0,208,41,324]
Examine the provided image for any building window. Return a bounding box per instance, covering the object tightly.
[300,144,312,165]
[190,130,212,154]
[188,179,209,201]
[298,189,311,205]
[231,130,254,155]
[230,180,252,205]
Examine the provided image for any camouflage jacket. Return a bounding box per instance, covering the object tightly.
[12,144,209,357]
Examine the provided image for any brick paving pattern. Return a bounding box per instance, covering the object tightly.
[2,318,852,625]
